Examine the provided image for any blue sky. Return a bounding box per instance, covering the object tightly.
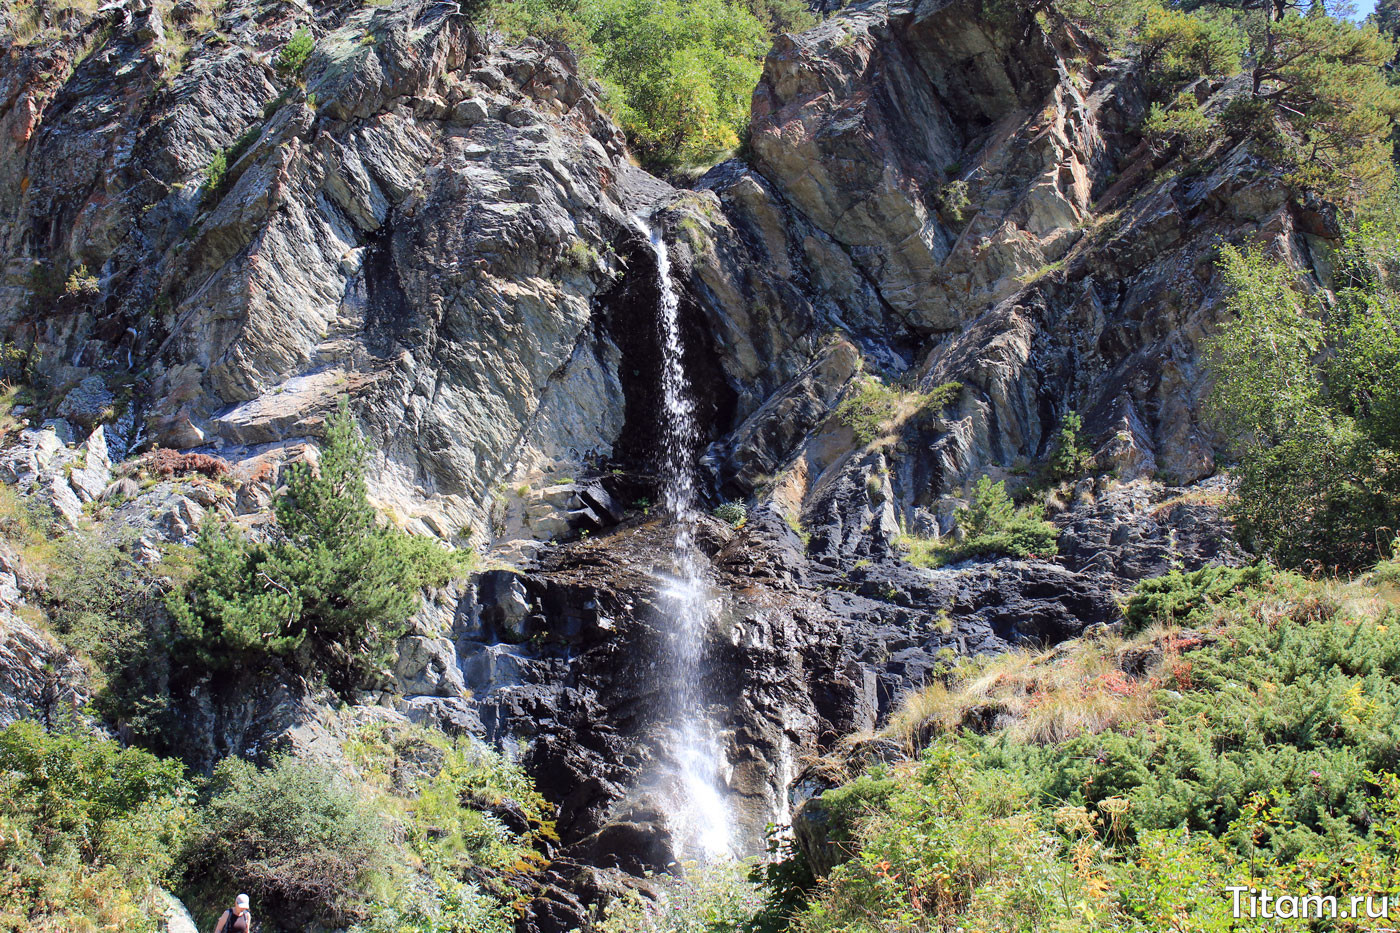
[1353,0,1378,19]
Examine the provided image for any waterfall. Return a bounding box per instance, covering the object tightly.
[637,217,734,863]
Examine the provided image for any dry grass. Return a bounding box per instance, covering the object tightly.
[1150,487,1228,517]
[0,482,59,575]
[895,531,944,568]
[884,569,1400,756]
[6,0,101,44]
[883,628,1172,753]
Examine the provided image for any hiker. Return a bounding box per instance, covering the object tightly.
[212,893,253,933]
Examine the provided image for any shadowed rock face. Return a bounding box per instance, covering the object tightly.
[0,0,1321,926]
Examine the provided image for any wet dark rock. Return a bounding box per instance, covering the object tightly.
[565,813,674,875]
[791,795,843,879]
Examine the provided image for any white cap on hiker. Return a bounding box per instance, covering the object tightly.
[236,894,250,909]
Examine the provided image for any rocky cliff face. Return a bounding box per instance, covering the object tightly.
[0,0,1322,927]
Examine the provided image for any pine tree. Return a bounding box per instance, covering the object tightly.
[167,398,466,692]
[961,476,1018,539]
[1247,12,1400,201]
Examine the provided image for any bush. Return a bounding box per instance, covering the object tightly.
[0,722,190,931]
[166,398,468,692]
[1136,4,1243,91]
[1026,586,1400,856]
[713,500,747,527]
[1205,242,1400,569]
[935,178,971,225]
[1141,92,1216,157]
[902,477,1059,568]
[1121,562,1272,634]
[40,525,172,739]
[596,861,763,933]
[0,490,173,741]
[343,726,532,933]
[63,265,98,297]
[745,0,815,33]
[1048,410,1092,480]
[187,756,387,929]
[836,377,959,447]
[276,27,314,79]
[204,148,227,192]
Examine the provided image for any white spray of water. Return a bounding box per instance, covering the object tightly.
[638,217,734,862]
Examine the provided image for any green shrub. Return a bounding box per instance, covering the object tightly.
[1142,92,1216,157]
[203,122,266,200]
[1048,410,1092,480]
[0,722,190,930]
[41,527,172,741]
[597,861,762,933]
[167,398,468,693]
[714,500,747,527]
[204,148,227,192]
[786,736,1400,933]
[343,726,530,933]
[955,478,1059,559]
[187,756,387,929]
[1023,589,1400,857]
[63,265,99,297]
[184,725,532,933]
[1121,562,1272,634]
[1136,4,1243,91]
[1205,242,1400,569]
[836,377,959,447]
[935,178,971,225]
[349,883,512,933]
[0,341,31,384]
[0,490,172,741]
[789,744,1090,933]
[901,477,1059,567]
[276,27,314,79]
[745,0,815,33]
[811,771,900,858]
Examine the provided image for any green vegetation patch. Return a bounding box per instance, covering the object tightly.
[1121,561,1272,634]
[836,377,959,447]
[0,722,191,931]
[276,27,315,80]
[0,719,535,933]
[899,476,1059,568]
[1206,233,1400,570]
[714,500,748,527]
[491,0,778,168]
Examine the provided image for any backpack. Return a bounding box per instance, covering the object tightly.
[220,908,253,932]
